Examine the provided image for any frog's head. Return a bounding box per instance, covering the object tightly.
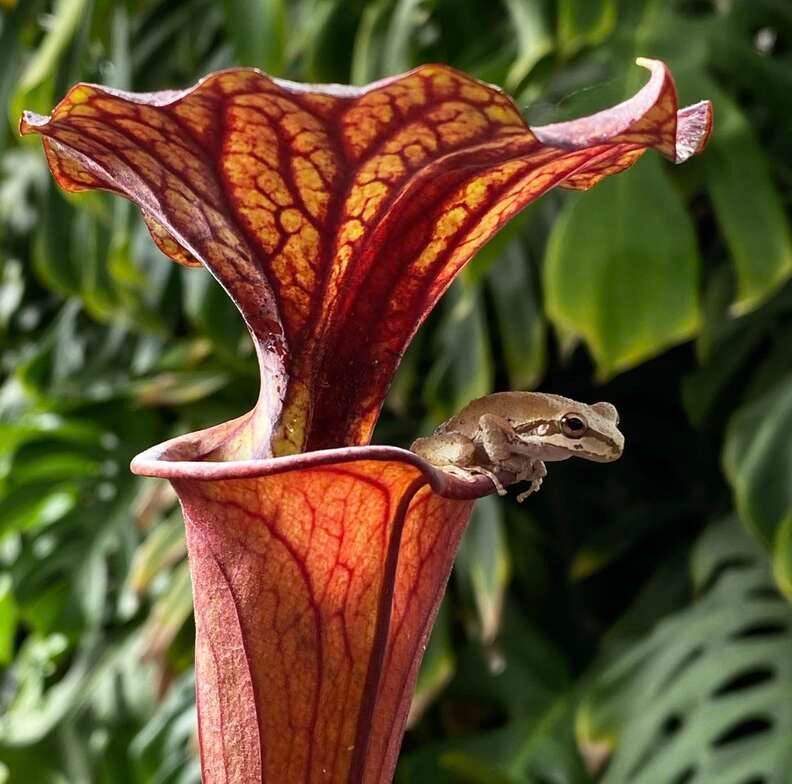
[560,400,624,462]
[515,396,625,463]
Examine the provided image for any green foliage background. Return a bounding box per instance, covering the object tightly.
[1,0,791,781]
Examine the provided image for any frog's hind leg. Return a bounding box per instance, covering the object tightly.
[412,432,476,467]
[412,430,508,496]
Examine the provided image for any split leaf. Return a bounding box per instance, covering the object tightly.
[579,518,792,783]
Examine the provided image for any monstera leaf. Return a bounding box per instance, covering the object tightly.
[22,61,711,783]
[578,518,792,784]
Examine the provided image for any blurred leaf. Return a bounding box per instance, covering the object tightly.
[0,259,24,329]
[301,0,358,82]
[456,495,511,644]
[487,240,546,390]
[502,0,553,90]
[11,0,88,121]
[682,293,770,426]
[14,301,138,404]
[544,155,700,379]
[569,502,674,582]
[689,73,792,316]
[439,755,515,784]
[6,451,101,484]
[107,3,131,90]
[73,208,119,320]
[0,573,18,664]
[683,273,792,424]
[128,512,186,594]
[384,330,425,423]
[0,484,77,537]
[350,0,391,84]
[1,625,155,749]
[0,747,68,784]
[424,280,493,421]
[0,415,104,456]
[398,607,583,784]
[773,511,792,604]
[441,699,588,784]
[131,370,230,407]
[0,3,29,148]
[383,0,431,75]
[74,498,132,630]
[0,632,88,745]
[18,584,70,639]
[0,149,46,234]
[222,0,285,73]
[578,518,792,783]
[742,324,792,404]
[142,561,193,660]
[557,0,616,56]
[723,373,792,549]
[181,266,250,368]
[33,190,81,296]
[130,671,198,784]
[408,600,455,726]
[694,264,742,363]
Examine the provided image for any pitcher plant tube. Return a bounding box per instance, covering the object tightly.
[21,59,711,784]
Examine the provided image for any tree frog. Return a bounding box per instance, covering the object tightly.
[411,392,624,501]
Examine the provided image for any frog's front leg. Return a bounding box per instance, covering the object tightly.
[477,413,517,463]
[479,413,552,458]
[515,460,547,502]
[497,454,546,501]
[478,415,548,500]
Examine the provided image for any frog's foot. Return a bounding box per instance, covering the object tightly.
[516,478,543,503]
[442,465,508,496]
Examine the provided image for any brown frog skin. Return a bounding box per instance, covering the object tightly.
[411,392,624,501]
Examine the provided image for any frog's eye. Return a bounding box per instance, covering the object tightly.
[561,414,587,438]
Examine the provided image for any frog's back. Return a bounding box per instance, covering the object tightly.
[436,391,573,435]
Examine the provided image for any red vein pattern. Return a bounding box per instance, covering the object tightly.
[21,59,711,457]
[26,59,711,784]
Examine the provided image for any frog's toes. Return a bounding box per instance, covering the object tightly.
[516,477,543,503]
[444,464,508,496]
[476,467,508,496]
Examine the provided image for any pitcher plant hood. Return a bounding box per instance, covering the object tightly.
[21,59,711,458]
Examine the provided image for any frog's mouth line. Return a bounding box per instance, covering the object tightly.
[512,421,624,463]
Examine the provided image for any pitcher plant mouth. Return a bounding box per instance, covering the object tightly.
[130,413,504,500]
[23,57,712,784]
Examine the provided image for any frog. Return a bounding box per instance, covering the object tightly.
[410,392,624,502]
